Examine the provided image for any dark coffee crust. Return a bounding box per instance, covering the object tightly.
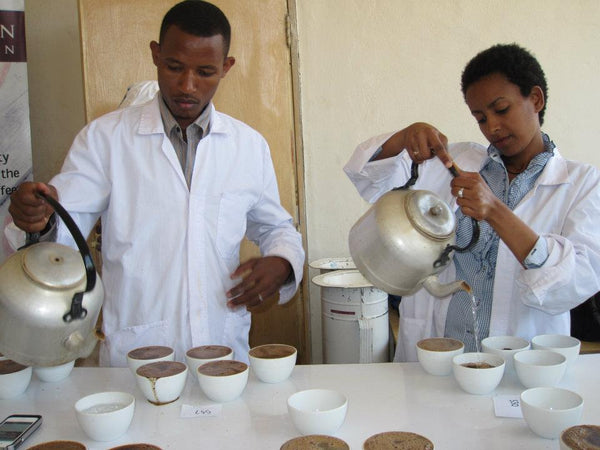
[417,338,463,352]
[281,434,349,449]
[561,425,600,449]
[363,431,434,450]
[0,359,28,375]
[109,444,163,450]
[28,441,86,450]
[136,361,186,378]
[197,360,247,376]
[249,344,296,359]
[186,345,232,359]
[127,346,173,360]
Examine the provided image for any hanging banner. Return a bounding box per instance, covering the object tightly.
[0,0,31,262]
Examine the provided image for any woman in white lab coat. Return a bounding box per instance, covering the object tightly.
[345,44,600,361]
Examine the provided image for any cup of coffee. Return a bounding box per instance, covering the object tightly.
[0,359,32,399]
[127,345,174,374]
[481,335,530,376]
[196,360,248,402]
[185,345,233,376]
[416,337,464,376]
[452,352,505,395]
[249,343,296,383]
[135,361,187,405]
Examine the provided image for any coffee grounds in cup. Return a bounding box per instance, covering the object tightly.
[280,434,349,450]
[186,345,231,359]
[136,361,186,378]
[363,431,434,450]
[0,359,28,375]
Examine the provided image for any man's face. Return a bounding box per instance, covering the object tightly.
[150,25,234,129]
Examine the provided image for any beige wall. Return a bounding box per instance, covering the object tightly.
[23,0,600,362]
[296,0,600,361]
[24,0,84,182]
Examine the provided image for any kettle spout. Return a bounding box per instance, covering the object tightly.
[422,275,471,298]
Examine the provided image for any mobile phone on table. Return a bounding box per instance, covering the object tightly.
[0,415,42,450]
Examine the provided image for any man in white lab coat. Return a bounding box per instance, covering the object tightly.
[7,1,304,366]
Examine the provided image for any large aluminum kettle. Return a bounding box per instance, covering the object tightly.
[0,193,104,366]
[349,162,479,297]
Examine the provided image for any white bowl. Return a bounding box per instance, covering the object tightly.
[74,391,135,441]
[560,424,600,449]
[126,345,174,375]
[287,389,348,436]
[34,360,75,382]
[197,360,249,403]
[416,337,464,376]
[481,335,530,375]
[185,345,233,376]
[452,352,505,395]
[249,343,297,383]
[0,359,32,399]
[514,349,567,388]
[135,361,187,405]
[521,387,583,439]
[531,334,581,370]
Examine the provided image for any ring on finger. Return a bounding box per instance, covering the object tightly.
[458,187,464,198]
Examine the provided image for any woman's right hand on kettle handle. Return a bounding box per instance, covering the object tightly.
[9,181,58,233]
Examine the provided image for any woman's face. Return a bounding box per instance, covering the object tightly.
[465,72,544,160]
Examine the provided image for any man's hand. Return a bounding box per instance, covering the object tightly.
[9,182,58,232]
[226,256,292,309]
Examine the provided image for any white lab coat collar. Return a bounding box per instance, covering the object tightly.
[137,96,230,137]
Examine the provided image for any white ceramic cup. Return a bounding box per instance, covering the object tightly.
[126,345,174,375]
[416,337,464,376]
[74,391,135,442]
[287,389,348,436]
[248,343,297,383]
[481,335,530,375]
[514,349,567,388]
[0,359,32,399]
[185,345,233,376]
[197,360,249,402]
[452,352,505,395]
[34,360,75,383]
[135,361,187,405]
[520,387,583,439]
[531,334,581,370]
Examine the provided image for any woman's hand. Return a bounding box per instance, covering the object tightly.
[450,171,501,222]
[377,123,453,169]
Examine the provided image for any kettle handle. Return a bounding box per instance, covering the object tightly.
[398,162,480,268]
[29,193,97,322]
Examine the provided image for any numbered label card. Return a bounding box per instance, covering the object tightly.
[493,394,523,418]
[180,403,223,418]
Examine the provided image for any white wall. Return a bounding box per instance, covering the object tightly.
[295,0,600,362]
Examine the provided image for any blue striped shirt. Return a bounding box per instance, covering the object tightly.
[444,133,555,350]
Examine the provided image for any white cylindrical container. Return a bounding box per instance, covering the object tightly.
[312,270,389,364]
[309,257,356,274]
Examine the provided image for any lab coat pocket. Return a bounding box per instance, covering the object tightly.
[216,192,251,259]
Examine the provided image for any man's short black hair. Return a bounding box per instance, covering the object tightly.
[461,43,548,125]
[159,0,231,55]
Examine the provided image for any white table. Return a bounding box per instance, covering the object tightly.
[2,355,598,449]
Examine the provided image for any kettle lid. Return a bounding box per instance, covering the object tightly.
[21,243,85,289]
[405,190,455,239]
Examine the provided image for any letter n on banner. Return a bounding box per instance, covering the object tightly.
[0,0,32,262]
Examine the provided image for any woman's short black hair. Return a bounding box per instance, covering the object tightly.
[159,0,231,56]
[461,43,548,125]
